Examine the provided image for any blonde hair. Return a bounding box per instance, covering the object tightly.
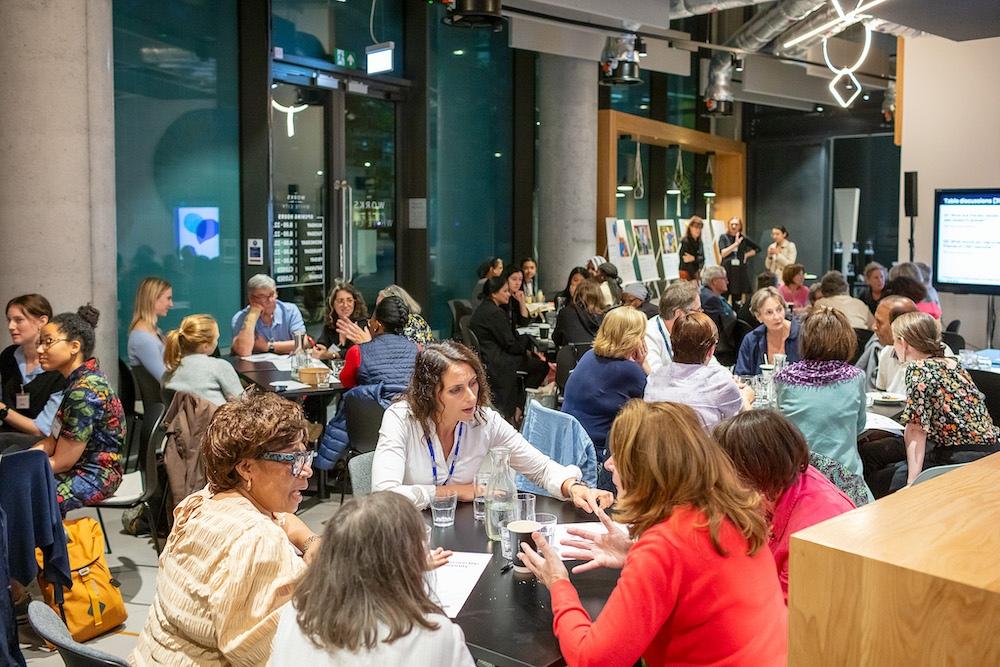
[129,277,171,333]
[163,314,220,372]
[593,307,647,359]
[749,286,787,316]
[890,311,944,357]
[609,401,767,556]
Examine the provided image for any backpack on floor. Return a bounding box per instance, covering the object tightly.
[35,516,127,642]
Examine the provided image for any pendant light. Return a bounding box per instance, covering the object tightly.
[666,145,683,217]
[703,152,717,199]
[633,147,645,200]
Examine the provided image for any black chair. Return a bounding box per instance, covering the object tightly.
[117,359,137,418]
[341,395,387,502]
[117,360,141,473]
[93,402,165,554]
[460,316,480,351]
[942,331,966,353]
[969,369,1000,425]
[132,364,163,408]
[27,601,129,667]
[853,328,874,364]
[945,319,961,333]
[448,299,474,341]
[732,320,756,359]
[555,346,579,395]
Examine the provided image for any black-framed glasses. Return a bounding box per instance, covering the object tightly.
[258,450,317,477]
[37,338,69,350]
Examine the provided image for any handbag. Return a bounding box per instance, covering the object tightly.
[35,517,127,642]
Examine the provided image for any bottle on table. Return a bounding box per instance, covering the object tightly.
[484,447,516,542]
[290,332,307,380]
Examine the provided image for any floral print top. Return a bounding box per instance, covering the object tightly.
[53,357,125,501]
[403,313,434,346]
[900,357,999,448]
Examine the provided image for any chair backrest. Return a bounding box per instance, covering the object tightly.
[344,394,387,455]
[117,359,136,417]
[555,346,579,394]
[852,328,874,364]
[348,451,376,497]
[733,319,756,354]
[911,462,970,486]
[448,299,473,341]
[131,364,163,408]
[945,319,961,333]
[458,315,475,349]
[137,402,167,504]
[517,401,598,494]
[969,368,1000,425]
[941,331,966,354]
[27,601,130,667]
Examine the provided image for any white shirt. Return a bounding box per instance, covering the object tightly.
[644,316,721,374]
[815,295,874,330]
[269,603,474,667]
[876,344,955,393]
[372,401,581,509]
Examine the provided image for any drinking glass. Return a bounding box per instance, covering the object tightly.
[534,513,557,543]
[316,370,331,388]
[499,518,514,560]
[431,490,458,527]
[514,492,536,521]
[473,472,490,521]
[959,349,976,368]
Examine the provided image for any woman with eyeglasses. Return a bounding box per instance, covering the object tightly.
[313,282,370,361]
[30,305,125,513]
[133,391,321,666]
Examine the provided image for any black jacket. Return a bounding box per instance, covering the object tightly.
[553,304,602,347]
[470,299,533,412]
[0,345,66,422]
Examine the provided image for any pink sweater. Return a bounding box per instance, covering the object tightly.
[769,466,855,602]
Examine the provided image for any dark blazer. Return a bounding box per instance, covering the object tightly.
[678,236,705,277]
[470,299,534,413]
[734,318,802,376]
[553,304,602,347]
[700,286,739,364]
[0,345,66,422]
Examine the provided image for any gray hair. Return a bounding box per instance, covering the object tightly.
[378,284,421,315]
[247,274,276,293]
[659,281,699,320]
[819,270,848,297]
[888,262,922,283]
[701,265,727,286]
[914,261,932,286]
[750,286,787,315]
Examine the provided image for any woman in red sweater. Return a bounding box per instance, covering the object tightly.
[520,400,787,667]
[713,409,855,602]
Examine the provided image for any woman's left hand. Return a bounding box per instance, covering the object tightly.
[428,546,453,569]
[744,249,757,260]
[567,483,614,513]
[519,532,569,588]
[335,318,372,344]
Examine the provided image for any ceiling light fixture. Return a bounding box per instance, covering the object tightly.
[821,8,872,108]
[271,99,309,137]
[782,0,888,49]
[732,55,745,72]
[600,34,642,86]
[703,152,716,199]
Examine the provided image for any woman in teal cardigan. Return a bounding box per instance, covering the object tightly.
[774,307,873,504]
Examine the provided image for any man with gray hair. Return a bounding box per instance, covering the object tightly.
[699,266,738,365]
[815,270,873,329]
[230,274,306,356]
[645,281,721,372]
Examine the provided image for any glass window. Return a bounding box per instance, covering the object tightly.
[426,6,513,332]
[272,0,404,74]
[608,70,652,117]
[113,0,241,354]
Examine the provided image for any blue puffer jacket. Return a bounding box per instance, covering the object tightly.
[315,382,407,470]
[357,334,417,386]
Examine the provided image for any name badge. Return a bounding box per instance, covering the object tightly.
[50,416,62,440]
[731,259,741,266]
[15,392,29,410]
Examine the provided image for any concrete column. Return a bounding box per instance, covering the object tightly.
[0,1,118,381]
[536,54,598,296]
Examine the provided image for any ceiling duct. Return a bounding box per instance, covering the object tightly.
[703,0,826,115]
[600,34,643,85]
[442,0,506,32]
[776,8,922,57]
[668,0,773,20]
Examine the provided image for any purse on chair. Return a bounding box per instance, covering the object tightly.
[35,517,128,642]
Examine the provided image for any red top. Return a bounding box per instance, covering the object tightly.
[779,283,809,309]
[549,505,787,667]
[338,345,361,389]
[915,300,943,320]
[769,466,855,602]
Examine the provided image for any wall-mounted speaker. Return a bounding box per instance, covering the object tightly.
[904,171,918,218]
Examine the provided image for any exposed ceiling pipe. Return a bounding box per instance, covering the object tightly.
[703,0,827,114]
[775,7,922,57]
[667,0,773,20]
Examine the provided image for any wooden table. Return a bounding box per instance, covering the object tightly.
[429,496,618,667]
[788,452,1000,665]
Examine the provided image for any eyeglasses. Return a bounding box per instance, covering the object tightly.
[37,338,69,350]
[258,450,317,477]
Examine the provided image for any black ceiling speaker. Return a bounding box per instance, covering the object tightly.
[442,0,506,32]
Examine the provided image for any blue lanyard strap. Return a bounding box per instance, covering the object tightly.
[428,422,464,486]
[656,318,672,359]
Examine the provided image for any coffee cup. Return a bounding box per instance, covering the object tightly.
[508,519,542,573]
[537,323,550,339]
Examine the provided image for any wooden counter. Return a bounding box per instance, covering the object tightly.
[789,453,1000,665]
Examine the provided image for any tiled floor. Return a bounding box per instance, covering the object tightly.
[21,496,346,664]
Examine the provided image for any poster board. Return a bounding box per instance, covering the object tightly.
[656,219,680,280]
[629,219,659,282]
[605,218,637,284]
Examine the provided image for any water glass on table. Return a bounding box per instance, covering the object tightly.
[515,492,536,521]
[473,473,490,520]
[534,513,557,543]
[431,490,458,527]
[500,518,515,560]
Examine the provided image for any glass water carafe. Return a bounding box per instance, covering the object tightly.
[290,332,307,380]
[484,447,516,541]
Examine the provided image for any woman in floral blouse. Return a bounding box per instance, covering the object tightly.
[890,311,998,488]
[32,305,125,513]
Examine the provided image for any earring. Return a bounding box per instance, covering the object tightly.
[246,477,252,492]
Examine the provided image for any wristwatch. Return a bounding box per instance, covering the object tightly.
[0,404,9,422]
[570,480,590,492]
[267,341,275,353]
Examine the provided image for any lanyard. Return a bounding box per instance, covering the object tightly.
[428,422,464,486]
[656,318,672,360]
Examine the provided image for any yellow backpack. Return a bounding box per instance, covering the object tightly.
[35,516,128,642]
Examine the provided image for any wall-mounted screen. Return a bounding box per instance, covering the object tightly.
[933,188,1000,295]
[175,206,221,259]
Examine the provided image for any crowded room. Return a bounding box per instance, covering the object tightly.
[3,0,1000,664]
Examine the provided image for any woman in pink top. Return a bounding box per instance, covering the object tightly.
[519,401,787,667]
[778,264,809,310]
[714,409,855,602]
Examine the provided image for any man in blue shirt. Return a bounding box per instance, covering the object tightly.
[230,274,306,356]
[699,266,738,365]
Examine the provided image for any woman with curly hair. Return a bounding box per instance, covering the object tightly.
[313,282,370,361]
[371,341,612,511]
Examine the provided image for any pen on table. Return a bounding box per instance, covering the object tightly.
[500,562,513,574]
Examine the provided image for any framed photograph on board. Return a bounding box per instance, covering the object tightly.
[605,218,637,283]
[657,219,680,280]
[630,219,659,281]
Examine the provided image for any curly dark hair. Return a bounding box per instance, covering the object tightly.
[202,390,309,492]
[373,295,409,336]
[51,305,100,358]
[325,282,368,328]
[401,341,492,438]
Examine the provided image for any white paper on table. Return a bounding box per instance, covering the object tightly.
[242,353,284,362]
[269,380,311,391]
[426,552,492,618]
[549,521,629,561]
[864,412,905,435]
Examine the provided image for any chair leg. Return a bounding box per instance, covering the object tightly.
[144,502,162,555]
[95,508,112,554]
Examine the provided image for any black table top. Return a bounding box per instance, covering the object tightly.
[428,496,617,667]
[228,357,343,398]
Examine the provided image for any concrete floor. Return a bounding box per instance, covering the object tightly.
[20,496,346,664]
